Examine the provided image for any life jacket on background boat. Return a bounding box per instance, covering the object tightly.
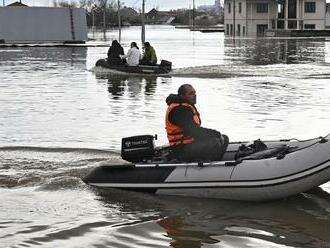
[165,102,201,146]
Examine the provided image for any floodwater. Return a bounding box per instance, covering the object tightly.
[0,25,330,247]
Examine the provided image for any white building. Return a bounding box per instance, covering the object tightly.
[0,6,87,43]
[224,0,326,37]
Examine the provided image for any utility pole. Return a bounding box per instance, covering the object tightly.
[92,6,95,39]
[188,4,191,26]
[102,0,107,37]
[233,0,235,37]
[103,5,106,34]
[118,0,121,42]
[192,0,195,28]
[3,0,5,7]
[141,0,145,44]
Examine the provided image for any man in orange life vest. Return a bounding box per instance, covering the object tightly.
[165,84,229,162]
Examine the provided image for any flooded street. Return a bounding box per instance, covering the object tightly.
[0,25,330,247]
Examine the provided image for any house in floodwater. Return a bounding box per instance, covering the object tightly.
[0,3,87,44]
[224,0,327,37]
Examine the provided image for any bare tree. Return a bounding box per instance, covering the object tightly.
[53,0,77,8]
[79,0,98,9]
[96,0,112,32]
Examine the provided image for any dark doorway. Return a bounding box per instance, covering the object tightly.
[257,24,268,37]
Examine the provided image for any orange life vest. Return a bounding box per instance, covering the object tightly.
[165,103,201,146]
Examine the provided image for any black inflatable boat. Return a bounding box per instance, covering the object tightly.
[95,59,172,74]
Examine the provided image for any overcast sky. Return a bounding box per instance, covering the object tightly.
[3,0,217,10]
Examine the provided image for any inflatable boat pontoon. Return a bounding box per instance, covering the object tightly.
[83,134,330,201]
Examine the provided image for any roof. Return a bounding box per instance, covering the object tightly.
[120,7,138,17]
[7,1,29,7]
[147,8,158,15]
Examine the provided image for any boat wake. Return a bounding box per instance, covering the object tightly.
[0,146,123,189]
[91,63,330,79]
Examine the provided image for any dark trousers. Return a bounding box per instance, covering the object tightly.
[173,135,229,162]
[140,58,156,66]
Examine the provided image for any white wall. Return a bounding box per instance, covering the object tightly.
[225,0,327,36]
[326,4,330,27]
[224,0,277,36]
[0,7,87,43]
[303,0,326,29]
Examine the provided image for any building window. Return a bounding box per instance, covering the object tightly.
[239,2,242,13]
[256,3,268,13]
[278,4,284,18]
[237,24,241,36]
[288,20,297,29]
[288,0,297,18]
[228,3,231,13]
[304,24,315,29]
[305,2,316,13]
[230,24,233,35]
[243,26,245,36]
[226,24,229,35]
[277,20,284,29]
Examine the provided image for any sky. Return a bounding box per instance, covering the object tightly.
[3,0,217,11]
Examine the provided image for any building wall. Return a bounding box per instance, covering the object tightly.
[224,0,277,36]
[224,0,326,37]
[302,0,325,29]
[0,7,87,43]
[326,3,330,27]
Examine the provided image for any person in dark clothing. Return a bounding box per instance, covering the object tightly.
[107,40,125,65]
[165,84,229,162]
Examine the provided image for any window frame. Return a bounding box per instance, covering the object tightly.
[304,24,316,29]
[304,2,316,13]
[256,3,268,13]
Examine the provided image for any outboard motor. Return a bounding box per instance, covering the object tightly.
[95,58,108,67]
[160,60,172,72]
[121,135,155,163]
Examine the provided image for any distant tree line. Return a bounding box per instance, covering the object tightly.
[53,0,139,28]
[52,0,223,27]
[171,10,223,26]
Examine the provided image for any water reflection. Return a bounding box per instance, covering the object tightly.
[97,76,161,99]
[0,47,87,67]
[224,38,325,65]
[107,76,126,98]
[94,189,330,247]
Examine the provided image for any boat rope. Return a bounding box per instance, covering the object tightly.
[281,136,328,154]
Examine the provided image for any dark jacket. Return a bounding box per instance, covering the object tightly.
[166,94,221,141]
[107,45,125,65]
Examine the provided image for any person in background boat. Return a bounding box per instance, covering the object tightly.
[120,42,141,66]
[140,42,157,65]
[107,40,125,65]
[165,84,229,162]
